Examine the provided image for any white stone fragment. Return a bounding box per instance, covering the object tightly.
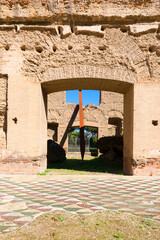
[59,25,72,38]
[129,24,159,35]
[74,26,104,37]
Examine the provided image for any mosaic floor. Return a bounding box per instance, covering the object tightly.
[0,176,159,233]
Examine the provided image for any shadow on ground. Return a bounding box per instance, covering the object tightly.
[47,157,123,174]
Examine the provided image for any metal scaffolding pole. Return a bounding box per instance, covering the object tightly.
[79,90,85,160]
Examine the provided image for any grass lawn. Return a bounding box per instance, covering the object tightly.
[2,211,160,240]
[40,157,123,175]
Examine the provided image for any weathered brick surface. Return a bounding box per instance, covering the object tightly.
[132,158,160,176]
[0,75,7,149]
[0,152,47,174]
[0,1,159,175]
[0,0,159,24]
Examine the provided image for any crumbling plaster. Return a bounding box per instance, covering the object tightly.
[0,0,160,175]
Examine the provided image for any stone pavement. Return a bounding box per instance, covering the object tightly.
[0,175,159,233]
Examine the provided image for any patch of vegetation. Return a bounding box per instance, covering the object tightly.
[142,219,154,226]
[38,172,47,175]
[114,232,122,238]
[1,211,159,240]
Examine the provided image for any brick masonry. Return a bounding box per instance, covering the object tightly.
[0,1,160,175]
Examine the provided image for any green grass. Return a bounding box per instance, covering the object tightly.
[114,232,122,238]
[45,157,123,175]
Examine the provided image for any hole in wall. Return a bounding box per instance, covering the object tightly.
[120,26,129,33]
[156,49,160,57]
[68,45,73,50]
[5,45,9,51]
[149,45,156,53]
[152,120,158,126]
[53,45,57,52]
[84,45,90,50]
[98,45,106,51]
[15,25,20,32]
[35,46,43,53]
[21,45,26,51]
[156,34,160,40]
[101,25,105,31]
[12,117,18,124]
[70,24,74,33]
[58,26,61,35]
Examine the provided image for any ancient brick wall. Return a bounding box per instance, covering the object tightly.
[0,0,159,24]
[0,24,158,85]
[0,0,159,175]
[0,75,7,149]
[48,91,109,126]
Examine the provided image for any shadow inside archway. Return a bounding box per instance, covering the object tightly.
[47,157,123,175]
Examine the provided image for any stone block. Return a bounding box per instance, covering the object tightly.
[58,25,72,38]
[129,24,159,36]
[74,26,104,37]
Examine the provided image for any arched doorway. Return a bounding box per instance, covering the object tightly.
[68,126,98,156]
[108,117,123,136]
[40,70,135,175]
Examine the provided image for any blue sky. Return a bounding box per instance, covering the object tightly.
[66,90,100,106]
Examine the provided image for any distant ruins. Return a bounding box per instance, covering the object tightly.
[0,0,160,175]
[48,91,123,152]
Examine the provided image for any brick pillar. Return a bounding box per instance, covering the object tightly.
[124,83,160,176]
[0,44,47,174]
[123,85,134,175]
[7,74,47,158]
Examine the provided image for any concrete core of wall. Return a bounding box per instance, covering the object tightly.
[0,1,160,175]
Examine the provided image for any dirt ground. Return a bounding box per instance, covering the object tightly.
[1,210,160,240]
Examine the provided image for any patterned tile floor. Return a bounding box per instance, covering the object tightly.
[0,176,159,233]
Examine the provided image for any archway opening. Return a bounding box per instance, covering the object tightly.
[68,126,98,156]
[47,123,58,142]
[66,90,100,106]
[45,84,129,174]
[108,117,123,137]
[41,74,134,175]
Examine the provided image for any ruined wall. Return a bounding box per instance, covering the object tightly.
[20,26,147,89]
[0,75,7,149]
[0,16,158,147]
[0,25,157,88]
[100,92,123,119]
[48,90,124,148]
[100,92,123,135]
[48,91,107,128]
[0,1,158,87]
[0,0,159,23]
[0,0,159,175]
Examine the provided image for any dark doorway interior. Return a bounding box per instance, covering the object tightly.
[108,117,122,136]
[48,123,58,142]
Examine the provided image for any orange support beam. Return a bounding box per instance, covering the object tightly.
[79,90,85,160]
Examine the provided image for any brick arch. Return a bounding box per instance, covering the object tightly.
[109,29,146,65]
[107,110,123,119]
[41,65,136,94]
